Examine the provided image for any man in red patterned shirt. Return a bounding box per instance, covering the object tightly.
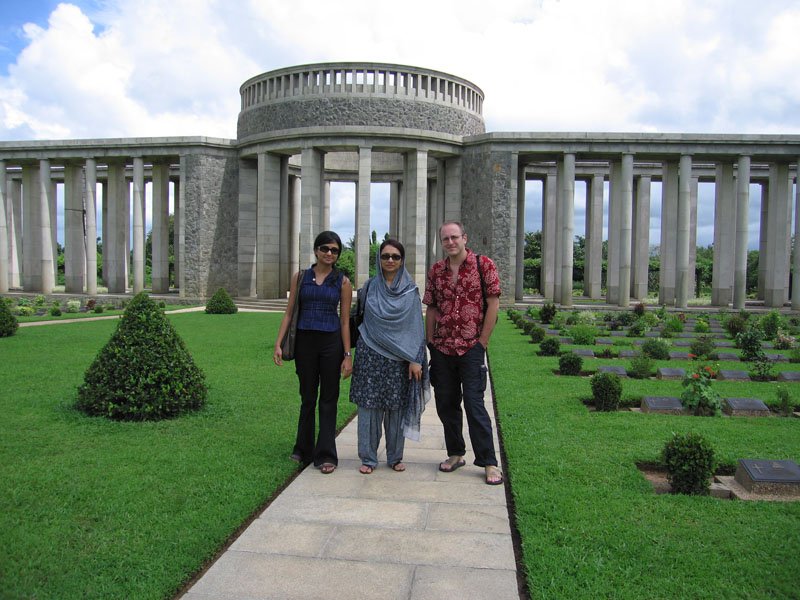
[423,221,503,485]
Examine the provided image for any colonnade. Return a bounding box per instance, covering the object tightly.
[0,156,180,296]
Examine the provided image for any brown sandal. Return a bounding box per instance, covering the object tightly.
[359,465,374,474]
[390,462,406,472]
[320,463,336,474]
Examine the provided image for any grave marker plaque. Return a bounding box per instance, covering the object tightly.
[723,398,770,417]
[598,365,628,377]
[717,370,750,381]
[668,351,691,359]
[618,350,638,358]
[734,459,800,495]
[715,352,740,361]
[657,367,686,380]
[777,371,800,382]
[641,396,684,414]
[573,348,595,357]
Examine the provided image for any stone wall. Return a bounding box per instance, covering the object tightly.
[181,152,239,298]
[460,147,518,303]
[237,97,484,139]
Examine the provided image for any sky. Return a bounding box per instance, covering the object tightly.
[1,0,799,249]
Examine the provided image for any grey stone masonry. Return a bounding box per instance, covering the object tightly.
[722,398,770,417]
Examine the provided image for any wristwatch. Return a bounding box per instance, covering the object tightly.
[344,352,352,357]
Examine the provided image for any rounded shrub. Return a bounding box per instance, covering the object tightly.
[93,305,104,314]
[661,432,716,496]
[760,310,784,340]
[736,326,765,362]
[539,302,557,324]
[689,335,716,359]
[633,301,646,316]
[49,305,62,316]
[76,292,207,421]
[558,352,583,376]
[529,326,546,344]
[0,299,19,337]
[567,324,598,345]
[628,354,653,379]
[641,338,671,360]
[205,287,238,314]
[590,372,622,411]
[538,337,561,356]
[724,314,747,338]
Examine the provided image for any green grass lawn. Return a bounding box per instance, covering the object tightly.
[490,317,800,599]
[0,313,355,599]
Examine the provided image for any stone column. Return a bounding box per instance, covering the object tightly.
[515,167,526,301]
[689,176,698,298]
[389,180,400,238]
[631,175,651,300]
[49,179,57,271]
[675,155,692,308]
[290,175,301,276]
[541,173,557,300]
[64,163,85,293]
[733,156,751,309]
[301,147,324,266]
[757,183,768,300]
[793,162,800,310]
[617,154,634,308]
[84,159,98,295]
[36,160,55,294]
[559,153,576,307]
[256,152,282,298]
[151,162,170,293]
[404,149,428,289]
[606,160,621,304]
[765,162,791,307]
[8,177,22,288]
[278,160,290,295]
[584,174,604,299]
[323,180,331,230]
[0,162,7,293]
[106,161,128,293]
[101,180,108,286]
[355,147,372,288]
[173,178,180,290]
[22,164,39,291]
[554,167,563,301]
[237,158,257,297]
[132,157,145,293]
[431,161,447,263]
[712,162,736,306]
[443,156,462,223]
[659,161,679,305]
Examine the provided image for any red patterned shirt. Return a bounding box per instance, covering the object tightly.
[423,250,501,356]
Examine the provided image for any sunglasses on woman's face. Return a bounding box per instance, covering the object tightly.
[317,245,340,255]
[380,253,402,261]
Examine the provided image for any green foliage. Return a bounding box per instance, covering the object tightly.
[736,326,766,362]
[641,338,671,360]
[558,352,583,376]
[626,318,648,337]
[336,249,355,281]
[49,306,62,316]
[662,432,717,495]
[93,305,104,314]
[680,365,721,416]
[538,337,561,356]
[590,372,622,411]
[775,385,794,416]
[66,300,81,313]
[693,319,710,333]
[76,292,207,420]
[773,330,795,350]
[529,326,546,344]
[17,305,35,316]
[689,335,716,359]
[628,354,654,379]
[662,316,684,334]
[205,287,238,314]
[85,298,96,310]
[0,300,19,337]
[724,314,747,338]
[567,323,599,345]
[633,301,646,316]
[539,302,557,324]
[760,310,784,340]
[550,312,568,331]
[747,355,775,382]
[33,294,46,307]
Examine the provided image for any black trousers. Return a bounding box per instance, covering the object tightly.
[293,330,343,466]
[429,343,498,467]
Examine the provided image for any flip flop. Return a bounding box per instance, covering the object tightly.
[320,463,336,474]
[390,462,406,472]
[438,456,466,473]
[359,465,374,474]
[485,466,504,485]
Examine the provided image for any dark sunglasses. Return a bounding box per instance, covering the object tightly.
[380,253,402,261]
[317,245,340,255]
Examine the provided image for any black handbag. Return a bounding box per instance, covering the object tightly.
[349,278,371,349]
[280,269,304,361]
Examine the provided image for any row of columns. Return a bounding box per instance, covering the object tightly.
[529,154,799,309]
[239,147,464,297]
[0,158,178,296]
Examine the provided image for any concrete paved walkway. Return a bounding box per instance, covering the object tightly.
[181,379,520,600]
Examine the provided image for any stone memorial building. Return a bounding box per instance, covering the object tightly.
[1,62,799,308]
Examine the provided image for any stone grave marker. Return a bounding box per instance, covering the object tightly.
[717,370,750,381]
[723,398,771,417]
[668,351,691,359]
[716,340,735,347]
[610,331,628,337]
[559,337,572,344]
[767,354,788,362]
[657,367,686,380]
[632,339,646,346]
[734,459,800,495]
[598,365,628,377]
[596,338,614,345]
[618,350,638,358]
[673,340,692,347]
[641,396,684,414]
[677,333,695,339]
[777,371,800,382]
[715,352,740,361]
[573,348,595,357]
[545,329,560,335]
[644,331,661,338]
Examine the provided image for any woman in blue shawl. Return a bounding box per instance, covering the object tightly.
[349,238,430,474]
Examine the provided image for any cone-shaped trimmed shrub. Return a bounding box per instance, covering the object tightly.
[76,292,207,420]
[205,287,238,314]
[0,299,19,337]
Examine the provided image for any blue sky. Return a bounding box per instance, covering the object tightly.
[1,0,799,248]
